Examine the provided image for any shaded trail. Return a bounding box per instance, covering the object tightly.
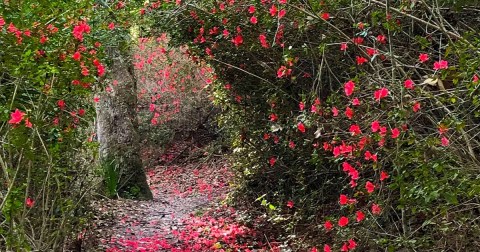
[87,141,277,251]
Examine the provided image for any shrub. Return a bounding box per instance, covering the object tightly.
[152,0,480,250]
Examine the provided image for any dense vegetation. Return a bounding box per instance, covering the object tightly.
[1,0,480,251]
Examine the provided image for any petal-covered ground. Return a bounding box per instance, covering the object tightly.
[87,141,282,251]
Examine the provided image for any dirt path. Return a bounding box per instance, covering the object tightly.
[87,141,277,251]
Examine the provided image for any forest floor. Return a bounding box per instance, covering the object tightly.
[86,139,283,252]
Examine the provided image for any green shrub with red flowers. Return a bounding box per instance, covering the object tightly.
[0,0,145,250]
[151,0,480,250]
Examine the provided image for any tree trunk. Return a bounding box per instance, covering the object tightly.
[96,47,153,200]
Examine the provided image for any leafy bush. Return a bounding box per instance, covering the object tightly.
[152,0,480,250]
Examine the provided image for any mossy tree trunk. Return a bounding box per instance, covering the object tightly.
[96,47,153,200]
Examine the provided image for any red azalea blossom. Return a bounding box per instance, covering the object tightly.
[349,124,362,136]
[340,42,348,51]
[380,171,389,181]
[356,211,365,222]
[289,141,295,149]
[374,87,389,101]
[348,239,357,250]
[365,181,375,193]
[419,53,429,63]
[232,34,243,46]
[356,56,368,65]
[269,113,278,122]
[297,122,306,133]
[108,22,115,30]
[338,216,349,227]
[24,118,32,128]
[404,79,414,89]
[352,97,360,106]
[299,101,305,110]
[324,220,333,230]
[332,107,339,117]
[345,107,354,119]
[25,197,35,208]
[278,9,287,19]
[371,120,380,132]
[269,5,278,17]
[433,60,448,70]
[9,109,25,124]
[339,194,349,205]
[344,80,355,96]
[286,200,294,208]
[372,203,382,215]
[441,136,449,146]
[248,5,256,13]
[72,51,81,61]
[57,100,66,109]
[377,34,387,43]
[324,244,331,252]
[413,101,421,112]
[259,34,269,48]
[269,156,277,166]
[250,16,258,24]
[321,12,330,20]
[391,128,400,139]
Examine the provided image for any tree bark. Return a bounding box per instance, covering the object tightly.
[96,47,153,199]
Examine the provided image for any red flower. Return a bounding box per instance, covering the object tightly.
[232,34,243,46]
[380,171,389,181]
[376,34,387,44]
[269,113,278,122]
[269,5,278,17]
[345,107,354,119]
[248,5,256,14]
[72,51,81,61]
[412,101,421,112]
[404,79,414,89]
[321,12,330,20]
[297,122,306,133]
[433,60,448,70]
[8,109,25,124]
[286,200,294,208]
[340,42,348,51]
[57,100,66,109]
[259,34,269,48]
[419,53,429,63]
[356,211,365,222]
[365,181,375,193]
[332,107,339,117]
[250,16,258,24]
[352,37,364,45]
[278,9,287,19]
[269,156,277,166]
[323,244,331,252]
[441,136,449,146]
[372,203,381,215]
[25,197,35,208]
[25,118,33,128]
[289,141,295,149]
[299,101,305,111]
[339,194,349,205]
[324,220,333,230]
[370,121,380,132]
[391,128,400,139]
[356,56,368,65]
[108,22,115,30]
[349,124,362,136]
[344,80,355,96]
[338,216,349,227]
[348,239,357,250]
[374,87,389,101]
